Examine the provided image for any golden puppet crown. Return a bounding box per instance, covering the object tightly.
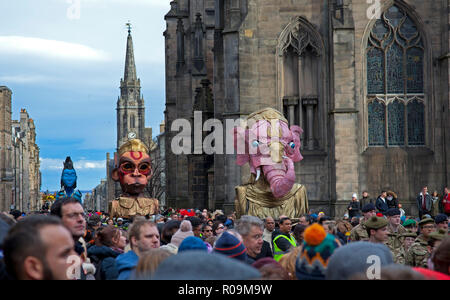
[118,139,149,157]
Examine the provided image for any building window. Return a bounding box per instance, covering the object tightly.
[130,115,135,129]
[367,4,425,147]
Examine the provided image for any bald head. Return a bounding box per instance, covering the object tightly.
[264,217,275,232]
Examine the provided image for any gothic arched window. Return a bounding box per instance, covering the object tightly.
[130,114,135,129]
[367,4,425,147]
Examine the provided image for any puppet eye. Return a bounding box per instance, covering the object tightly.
[139,163,150,171]
[122,163,135,172]
[289,142,295,149]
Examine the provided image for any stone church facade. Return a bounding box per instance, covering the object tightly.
[163,0,450,217]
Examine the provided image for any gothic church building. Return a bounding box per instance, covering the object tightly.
[164,0,450,217]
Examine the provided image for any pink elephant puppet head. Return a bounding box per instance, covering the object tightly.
[233,108,303,198]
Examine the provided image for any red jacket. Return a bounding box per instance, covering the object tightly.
[443,193,450,213]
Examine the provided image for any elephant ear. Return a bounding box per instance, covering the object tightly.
[289,125,304,162]
[233,126,249,166]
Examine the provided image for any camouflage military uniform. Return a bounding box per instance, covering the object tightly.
[394,247,407,264]
[405,234,430,268]
[349,221,369,242]
[385,225,407,258]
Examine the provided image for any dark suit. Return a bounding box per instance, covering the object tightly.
[416,193,432,219]
[376,197,389,214]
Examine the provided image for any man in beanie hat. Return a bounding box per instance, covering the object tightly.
[325,242,394,280]
[394,231,417,264]
[295,224,340,280]
[213,231,247,261]
[434,214,448,231]
[349,203,376,242]
[385,208,407,258]
[405,218,435,268]
[365,216,389,244]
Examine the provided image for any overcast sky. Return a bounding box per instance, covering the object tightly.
[0,0,169,192]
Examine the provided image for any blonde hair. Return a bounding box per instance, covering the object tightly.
[278,246,302,280]
[134,249,173,279]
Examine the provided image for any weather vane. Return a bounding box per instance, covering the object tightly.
[126,21,132,34]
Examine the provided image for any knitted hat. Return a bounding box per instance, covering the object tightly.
[326,242,394,280]
[434,214,448,224]
[295,224,340,280]
[361,203,376,213]
[170,220,194,247]
[213,231,247,261]
[151,251,261,280]
[178,236,208,253]
[402,219,417,228]
[365,216,388,230]
[385,208,401,217]
[352,193,357,198]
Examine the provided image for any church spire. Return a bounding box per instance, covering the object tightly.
[124,22,137,82]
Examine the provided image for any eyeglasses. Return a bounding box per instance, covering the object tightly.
[204,230,212,232]
[217,226,225,229]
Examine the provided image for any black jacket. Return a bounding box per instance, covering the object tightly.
[255,241,273,260]
[347,201,361,218]
[87,245,120,280]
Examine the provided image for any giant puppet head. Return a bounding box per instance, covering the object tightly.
[112,139,152,197]
[61,157,77,191]
[233,108,303,199]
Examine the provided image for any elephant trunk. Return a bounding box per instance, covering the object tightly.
[262,157,296,199]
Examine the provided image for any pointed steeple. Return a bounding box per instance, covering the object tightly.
[124,22,137,82]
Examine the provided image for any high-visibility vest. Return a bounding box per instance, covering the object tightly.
[273,234,297,262]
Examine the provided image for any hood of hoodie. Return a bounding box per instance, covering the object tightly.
[87,245,120,260]
[115,250,139,273]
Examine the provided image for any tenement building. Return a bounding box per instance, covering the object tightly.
[0,86,13,212]
[0,87,40,212]
[163,0,450,216]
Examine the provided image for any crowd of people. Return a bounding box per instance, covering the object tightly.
[0,186,449,280]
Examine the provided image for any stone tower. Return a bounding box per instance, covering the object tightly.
[116,24,147,150]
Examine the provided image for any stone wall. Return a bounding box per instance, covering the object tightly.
[0,87,13,212]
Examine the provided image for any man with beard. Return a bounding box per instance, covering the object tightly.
[110,139,159,218]
[3,215,77,280]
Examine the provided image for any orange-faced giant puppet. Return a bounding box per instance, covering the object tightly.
[110,139,159,218]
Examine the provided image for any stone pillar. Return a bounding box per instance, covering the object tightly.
[330,0,358,217]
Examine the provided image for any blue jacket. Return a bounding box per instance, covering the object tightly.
[116,250,139,280]
[87,245,120,280]
[376,197,389,214]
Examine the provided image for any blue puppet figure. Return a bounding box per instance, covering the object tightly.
[56,157,82,203]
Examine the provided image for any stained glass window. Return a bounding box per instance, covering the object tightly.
[407,99,425,145]
[367,47,384,94]
[366,4,425,147]
[388,100,405,146]
[368,100,386,146]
